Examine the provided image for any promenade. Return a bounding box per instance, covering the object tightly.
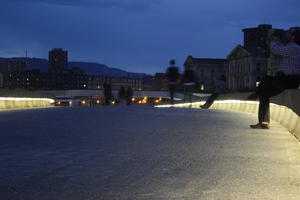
[1,106,300,199]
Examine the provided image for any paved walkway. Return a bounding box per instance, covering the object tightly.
[0,106,300,199]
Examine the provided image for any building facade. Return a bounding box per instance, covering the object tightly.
[226,24,293,91]
[88,76,143,90]
[227,45,267,91]
[183,56,227,93]
[244,24,277,50]
[6,70,144,91]
[1,49,147,91]
[0,59,27,88]
[152,73,168,91]
[48,48,68,73]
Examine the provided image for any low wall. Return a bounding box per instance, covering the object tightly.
[0,89,55,110]
[156,89,300,141]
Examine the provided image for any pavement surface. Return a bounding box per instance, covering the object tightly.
[0,106,300,200]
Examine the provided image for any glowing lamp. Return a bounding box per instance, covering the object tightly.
[200,84,205,91]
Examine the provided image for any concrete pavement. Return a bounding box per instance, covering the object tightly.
[0,106,300,199]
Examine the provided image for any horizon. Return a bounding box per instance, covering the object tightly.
[1,0,299,74]
[0,55,153,75]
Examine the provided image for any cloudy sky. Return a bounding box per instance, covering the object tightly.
[0,0,299,74]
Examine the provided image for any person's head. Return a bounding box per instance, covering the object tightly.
[287,28,300,45]
[169,59,176,66]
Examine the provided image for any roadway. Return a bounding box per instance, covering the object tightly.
[0,106,300,199]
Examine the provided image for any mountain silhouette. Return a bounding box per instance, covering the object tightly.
[0,57,147,78]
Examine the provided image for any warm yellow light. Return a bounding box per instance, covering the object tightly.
[256,81,260,87]
[0,97,54,104]
[200,84,205,91]
[144,96,148,100]
[112,101,115,105]
[155,99,160,103]
[69,101,72,105]
[96,100,100,104]
[82,100,86,104]
[132,98,135,101]
[57,101,61,105]
[154,99,262,108]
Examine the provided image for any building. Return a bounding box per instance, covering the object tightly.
[227,24,288,91]
[227,45,267,91]
[183,56,227,93]
[88,76,143,90]
[152,73,168,91]
[110,77,143,90]
[243,24,283,50]
[66,67,89,89]
[0,59,27,88]
[0,59,27,74]
[48,48,68,73]
[7,69,47,89]
[142,75,154,91]
[1,48,147,91]
[228,24,300,91]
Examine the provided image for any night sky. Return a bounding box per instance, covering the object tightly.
[1,0,299,74]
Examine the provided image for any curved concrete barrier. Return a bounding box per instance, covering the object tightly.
[156,89,300,141]
[0,97,54,110]
[0,89,55,110]
[207,100,300,141]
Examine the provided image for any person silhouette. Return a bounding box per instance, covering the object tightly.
[126,86,133,105]
[103,82,112,105]
[118,86,126,105]
[248,28,300,129]
[166,59,179,105]
[201,75,227,109]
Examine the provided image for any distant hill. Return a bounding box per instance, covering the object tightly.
[0,57,147,78]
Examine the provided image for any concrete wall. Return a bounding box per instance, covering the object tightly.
[156,89,300,141]
[210,90,300,141]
